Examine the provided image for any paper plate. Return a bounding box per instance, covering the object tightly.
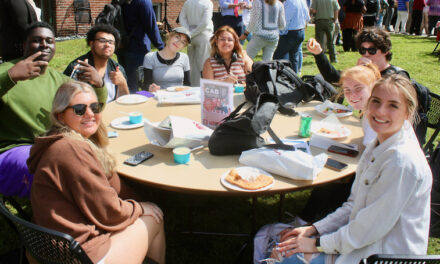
[221,167,274,192]
[315,101,353,117]
[116,94,148,105]
[110,116,144,130]
[311,122,351,139]
[166,86,192,92]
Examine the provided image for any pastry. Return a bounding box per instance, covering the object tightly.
[175,86,190,91]
[225,168,273,190]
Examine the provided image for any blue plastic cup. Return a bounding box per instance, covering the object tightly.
[173,147,190,164]
[234,84,245,93]
[129,112,143,124]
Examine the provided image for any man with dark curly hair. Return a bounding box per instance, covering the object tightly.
[64,24,129,102]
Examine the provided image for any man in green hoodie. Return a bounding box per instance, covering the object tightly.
[0,21,107,197]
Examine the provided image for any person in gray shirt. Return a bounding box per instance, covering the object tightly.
[142,27,191,91]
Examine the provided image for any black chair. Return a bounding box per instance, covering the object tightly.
[424,92,440,158]
[0,197,93,264]
[73,0,93,35]
[360,254,440,264]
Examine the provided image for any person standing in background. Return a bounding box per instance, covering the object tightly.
[410,0,426,34]
[219,0,251,36]
[179,0,213,86]
[421,4,430,34]
[310,0,340,63]
[240,0,253,44]
[0,0,40,61]
[241,0,286,61]
[395,0,410,33]
[383,0,396,31]
[341,0,365,52]
[427,0,440,36]
[118,0,164,93]
[273,0,310,73]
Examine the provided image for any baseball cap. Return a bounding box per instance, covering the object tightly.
[172,27,191,44]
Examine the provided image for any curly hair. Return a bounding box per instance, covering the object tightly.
[355,27,392,61]
[209,25,244,58]
[86,24,121,48]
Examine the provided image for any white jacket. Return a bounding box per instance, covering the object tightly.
[179,0,213,38]
[314,121,432,264]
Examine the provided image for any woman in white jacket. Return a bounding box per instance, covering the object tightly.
[240,0,285,61]
[260,74,432,264]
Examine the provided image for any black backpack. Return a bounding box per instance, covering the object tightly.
[245,60,337,116]
[430,142,440,237]
[365,0,379,14]
[95,0,132,50]
[386,66,431,146]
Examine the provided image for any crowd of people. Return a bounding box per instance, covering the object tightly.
[0,0,436,263]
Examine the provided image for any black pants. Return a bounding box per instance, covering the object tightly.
[410,10,423,35]
[363,15,377,27]
[342,29,358,52]
[221,15,243,36]
[429,15,440,35]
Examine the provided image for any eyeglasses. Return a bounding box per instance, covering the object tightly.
[66,102,104,116]
[95,38,115,45]
[359,47,378,55]
[218,37,234,43]
[174,34,188,46]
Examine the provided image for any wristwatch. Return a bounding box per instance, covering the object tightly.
[315,237,324,252]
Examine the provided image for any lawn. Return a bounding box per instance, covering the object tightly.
[1,26,439,263]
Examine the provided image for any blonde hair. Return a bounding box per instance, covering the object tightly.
[369,74,419,125]
[49,81,116,176]
[209,25,244,58]
[336,63,381,101]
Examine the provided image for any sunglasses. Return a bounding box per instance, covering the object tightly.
[359,47,378,55]
[66,102,104,116]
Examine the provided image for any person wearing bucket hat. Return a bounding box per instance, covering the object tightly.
[142,27,191,91]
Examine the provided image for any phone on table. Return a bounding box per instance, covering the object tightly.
[328,145,359,157]
[325,158,348,171]
[124,151,154,166]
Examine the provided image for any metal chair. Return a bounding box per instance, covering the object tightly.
[424,92,440,158]
[0,197,93,264]
[359,254,440,264]
[73,0,93,35]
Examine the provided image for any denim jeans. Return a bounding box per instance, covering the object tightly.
[246,35,279,61]
[273,29,305,73]
[117,50,145,93]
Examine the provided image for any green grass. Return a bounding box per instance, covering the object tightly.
[1,27,439,262]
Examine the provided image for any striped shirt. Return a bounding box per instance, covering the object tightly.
[209,56,247,83]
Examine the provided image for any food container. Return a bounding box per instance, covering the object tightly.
[129,112,143,124]
[173,147,190,164]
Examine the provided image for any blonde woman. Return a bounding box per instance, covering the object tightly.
[29,81,166,264]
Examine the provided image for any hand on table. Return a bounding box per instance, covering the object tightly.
[149,83,161,92]
[140,201,164,223]
[76,59,104,87]
[7,52,49,82]
[307,38,323,55]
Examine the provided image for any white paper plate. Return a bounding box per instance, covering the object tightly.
[311,122,351,139]
[221,167,274,192]
[315,101,353,117]
[110,116,144,130]
[166,86,192,92]
[116,94,148,105]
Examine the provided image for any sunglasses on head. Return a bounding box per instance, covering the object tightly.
[359,47,378,55]
[66,102,103,116]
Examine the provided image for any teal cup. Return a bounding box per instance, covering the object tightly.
[129,112,143,124]
[173,147,190,164]
[234,84,245,93]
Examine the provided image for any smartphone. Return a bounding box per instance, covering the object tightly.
[325,158,348,171]
[124,151,154,166]
[107,131,118,138]
[328,145,359,157]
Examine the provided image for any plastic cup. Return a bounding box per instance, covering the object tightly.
[173,147,190,164]
[129,112,143,124]
[234,84,245,93]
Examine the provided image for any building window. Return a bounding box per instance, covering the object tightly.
[153,3,162,21]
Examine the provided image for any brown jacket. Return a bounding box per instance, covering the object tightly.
[28,134,143,263]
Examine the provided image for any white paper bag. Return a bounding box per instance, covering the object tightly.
[144,115,213,148]
[239,148,328,180]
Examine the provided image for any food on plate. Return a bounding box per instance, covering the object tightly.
[318,127,338,134]
[322,107,351,114]
[225,168,273,190]
[175,86,190,91]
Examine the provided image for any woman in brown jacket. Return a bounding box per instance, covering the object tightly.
[28,81,165,264]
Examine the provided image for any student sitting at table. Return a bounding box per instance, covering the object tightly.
[202,25,253,84]
[28,81,166,264]
[255,74,432,264]
[142,27,191,91]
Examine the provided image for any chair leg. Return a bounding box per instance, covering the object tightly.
[433,42,440,54]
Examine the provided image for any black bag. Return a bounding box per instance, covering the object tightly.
[365,0,379,15]
[208,93,279,155]
[301,74,338,103]
[386,66,431,146]
[212,11,223,32]
[430,142,440,237]
[245,60,309,116]
[95,0,132,50]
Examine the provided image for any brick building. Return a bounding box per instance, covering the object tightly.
[37,0,218,37]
